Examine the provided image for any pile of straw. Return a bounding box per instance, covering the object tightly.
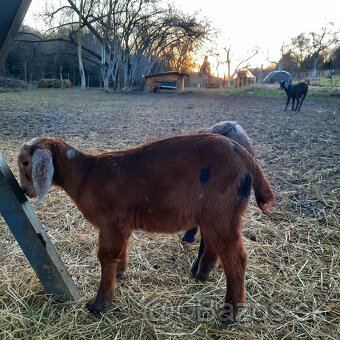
[0,88,338,338]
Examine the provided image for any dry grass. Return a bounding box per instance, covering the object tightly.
[0,88,339,339]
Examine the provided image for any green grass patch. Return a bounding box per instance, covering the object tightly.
[187,84,340,98]
[319,75,340,87]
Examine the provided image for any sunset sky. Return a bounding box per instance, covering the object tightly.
[24,0,340,73]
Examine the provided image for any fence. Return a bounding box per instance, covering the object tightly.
[2,66,340,89]
[1,67,103,88]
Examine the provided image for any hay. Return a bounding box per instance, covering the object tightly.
[37,79,72,88]
[0,88,339,338]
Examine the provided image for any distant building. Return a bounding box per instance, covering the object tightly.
[234,69,256,87]
[144,71,189,92]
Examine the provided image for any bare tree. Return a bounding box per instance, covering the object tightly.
[282,22,339,78]
[308,23,339,79]
[224,44,258,87]
[21,0,211,92]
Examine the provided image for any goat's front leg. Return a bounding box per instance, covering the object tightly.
[86,230,129,315]
[116,240,130,278]
[284,96,290,111]
[291,97,295,110]
[294,98,300,111]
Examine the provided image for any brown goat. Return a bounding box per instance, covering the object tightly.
[17,135,274,323]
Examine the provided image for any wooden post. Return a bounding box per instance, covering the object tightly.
[2,66,6,88]
[24,61,27,82]
[0,153,81,302]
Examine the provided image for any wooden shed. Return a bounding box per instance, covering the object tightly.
[144,71,189,93]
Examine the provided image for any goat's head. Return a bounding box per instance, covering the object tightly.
[18,137,54,206]
[279,80,288,90]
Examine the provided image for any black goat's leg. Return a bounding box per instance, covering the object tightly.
[191,237,205,277]
[298,94,306,111]
[291,97,295,110]
[182,226,198,243]
[295,98,300,111]
[285,96,290,111]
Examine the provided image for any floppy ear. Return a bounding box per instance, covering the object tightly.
[31,148,54,206]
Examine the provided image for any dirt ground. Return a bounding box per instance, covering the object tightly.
[0,88,339,338]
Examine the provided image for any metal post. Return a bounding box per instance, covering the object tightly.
[0,153,81,301]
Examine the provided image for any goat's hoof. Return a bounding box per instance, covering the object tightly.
[195,271,209,282]
[218,309,235,325]
[191,262,199,277]
[86,298,106,315]
[116,270,126,279]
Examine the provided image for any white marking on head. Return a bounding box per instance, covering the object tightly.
[32,148,54,206]
[66,148,77,159]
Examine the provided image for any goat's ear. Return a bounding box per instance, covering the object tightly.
[31,148,54,206]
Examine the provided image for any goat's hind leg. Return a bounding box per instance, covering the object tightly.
[218,231,247,323]
[191,234,218,281]
[294,98,300,111]
[291,97,296,110]
[297,94,306,111]
[86,229,129,314]
[191,237,205,277]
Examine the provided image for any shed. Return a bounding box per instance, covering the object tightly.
[144,71,189,93]
[234,69,256,88]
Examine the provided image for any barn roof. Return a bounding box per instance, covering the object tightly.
[144,71,189,78]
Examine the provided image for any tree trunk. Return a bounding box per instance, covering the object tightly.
[310,53,319,80]
[78,0,86,89]
[101,45,110,92]
[123,52,132,93]
[60,66,63,88]
[227,60,231,88]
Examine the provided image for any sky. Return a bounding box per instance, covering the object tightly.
[24,0,340,73]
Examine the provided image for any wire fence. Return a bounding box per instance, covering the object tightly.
[1,66,339,89]
[1,67,103,88]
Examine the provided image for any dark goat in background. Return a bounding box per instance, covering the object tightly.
[280,80,308,111]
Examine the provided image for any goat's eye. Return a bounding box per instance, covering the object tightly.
[23,161,29,166]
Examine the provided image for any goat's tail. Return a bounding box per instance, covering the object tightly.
[238,147,275,214]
